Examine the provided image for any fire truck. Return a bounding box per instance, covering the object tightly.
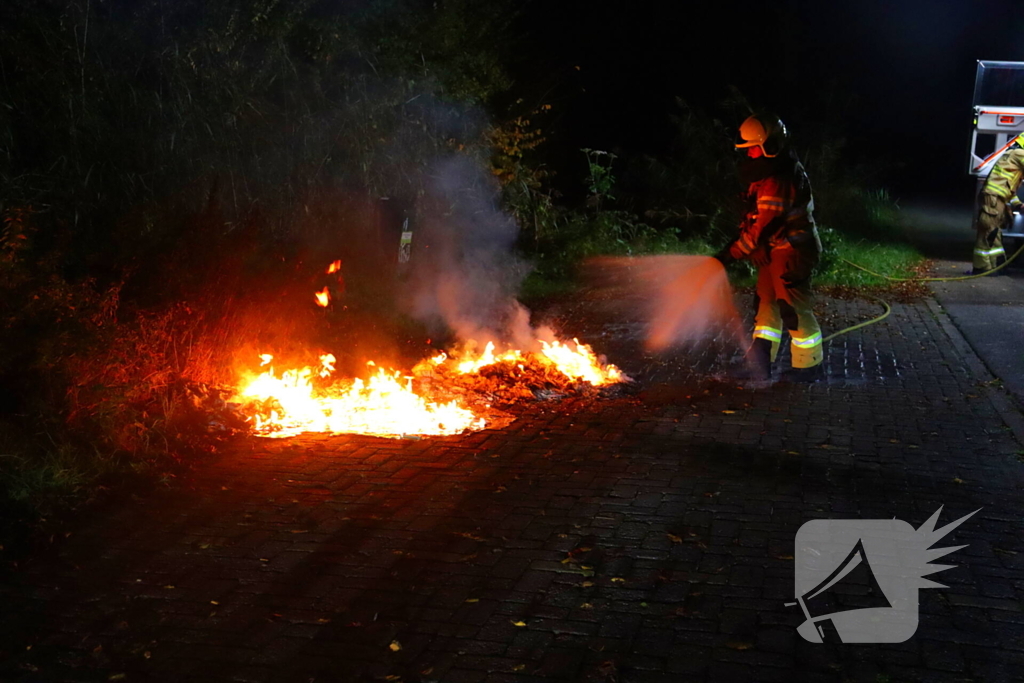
[969,60,1024,247]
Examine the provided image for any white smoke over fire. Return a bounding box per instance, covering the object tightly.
[403,155,536,348]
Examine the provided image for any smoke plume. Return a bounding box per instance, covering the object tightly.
[404,155,534,347]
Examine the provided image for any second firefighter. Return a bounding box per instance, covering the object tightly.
[973,132,1024,274]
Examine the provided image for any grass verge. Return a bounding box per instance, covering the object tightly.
[816,228,928,288]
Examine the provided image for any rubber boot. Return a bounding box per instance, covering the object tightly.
[782,364,825,384]
[740,337,773,381]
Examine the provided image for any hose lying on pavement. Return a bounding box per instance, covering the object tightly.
[822,240,1024,341]
[823,296,891,343]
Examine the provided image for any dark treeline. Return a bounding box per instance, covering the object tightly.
[1,0,514,270]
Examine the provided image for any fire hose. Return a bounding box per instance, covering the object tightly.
[822,296,891,343]
[822,239,1024,342]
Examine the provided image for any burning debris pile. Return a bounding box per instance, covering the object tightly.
[415,339,625,404]
[233,338,627,439]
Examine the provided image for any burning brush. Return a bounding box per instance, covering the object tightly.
[233,338,627,439]
[416,339,626,404]
[230,255,628,439]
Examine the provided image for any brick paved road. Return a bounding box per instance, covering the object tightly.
[2,297,1023,683]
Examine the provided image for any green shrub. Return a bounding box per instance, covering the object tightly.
[816,225,924,287]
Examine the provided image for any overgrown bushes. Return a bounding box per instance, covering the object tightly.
[0,0,520,530]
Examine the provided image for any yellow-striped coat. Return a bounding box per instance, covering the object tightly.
[983,146,1024,201]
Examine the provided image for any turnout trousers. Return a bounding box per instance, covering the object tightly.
[974,192,1008,272]
[752,241,823,369]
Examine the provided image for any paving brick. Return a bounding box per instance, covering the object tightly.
[1,297,1023,683]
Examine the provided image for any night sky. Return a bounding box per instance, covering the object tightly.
[513,0,1024,202]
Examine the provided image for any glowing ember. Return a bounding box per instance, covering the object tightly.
[326,260,342,274]
[238,355,485,438]
[314,287,330,307]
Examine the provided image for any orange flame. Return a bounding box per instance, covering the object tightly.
[319,353,335,378]
[314,287,330,307]
[455,341,524,374]
[539,339,624,386]
[238,355,485,438]
[236,337,624,439]
[442,338,626,386]
[327,260,341,274]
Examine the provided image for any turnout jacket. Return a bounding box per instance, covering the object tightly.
[983,146,1024,202]
[729,152,822,260]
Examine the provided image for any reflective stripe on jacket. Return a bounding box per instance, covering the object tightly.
[729,157,820,260]
[983,147,1024,201]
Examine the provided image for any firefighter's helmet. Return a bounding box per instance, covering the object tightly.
[735,113,788,158]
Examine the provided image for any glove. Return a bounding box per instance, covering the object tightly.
[750,247,771,268]
[712,249,735,267]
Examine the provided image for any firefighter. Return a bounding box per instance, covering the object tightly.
[973,132,1024,274]
[715,113,823,381]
